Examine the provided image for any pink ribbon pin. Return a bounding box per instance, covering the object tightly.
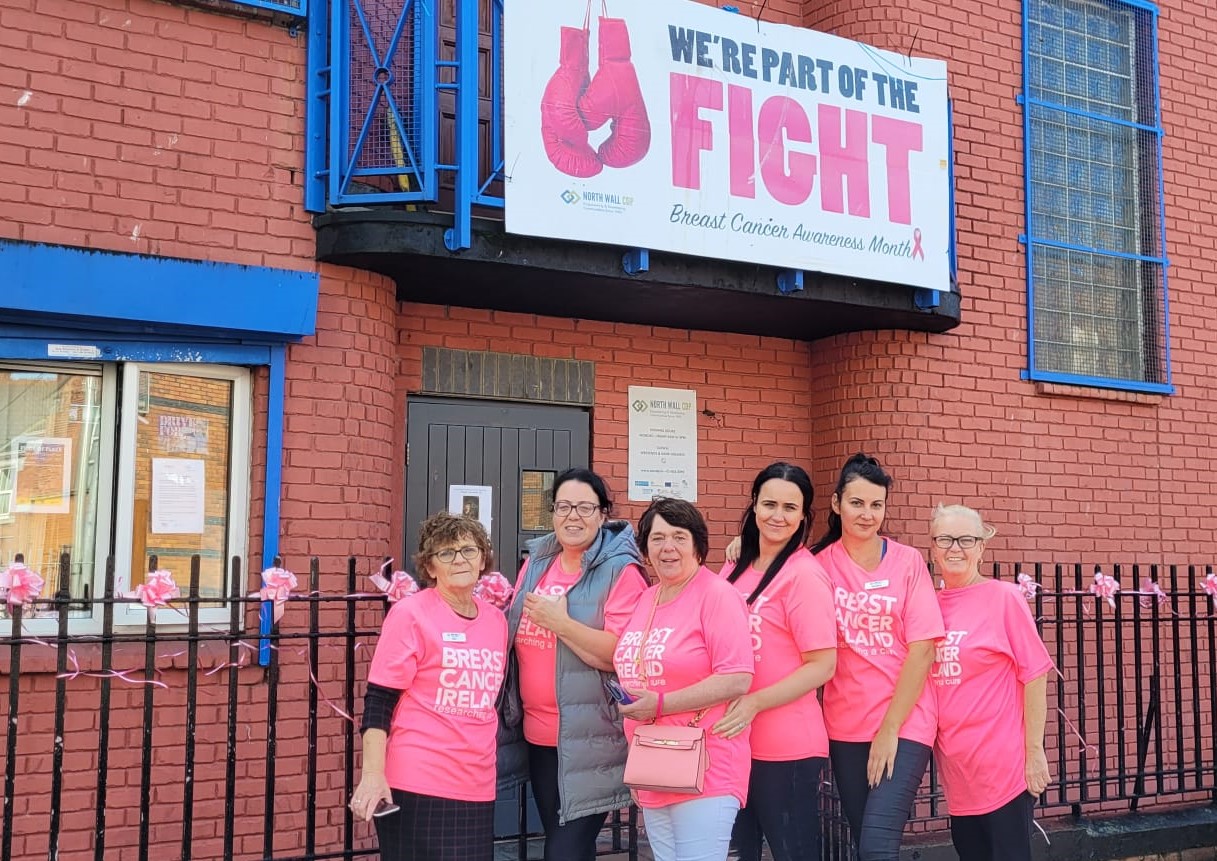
[258,566,298,623]
[130,568,181,609]
[911,228,925,260]
[1016,572,1040,601]
[0,561,44,607]
[473,571,515,611]
[1089,571,1120,609]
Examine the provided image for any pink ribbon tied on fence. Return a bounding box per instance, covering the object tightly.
[369,566,420,603]
[1202,572,1217,603]
[1016,572,1040,602]
[0,562,44,607]
[258,566,297,623]
[1138,577,1170,611]
[1089,570,1120,609]
[474,571,515,611]
[131,568,181,609]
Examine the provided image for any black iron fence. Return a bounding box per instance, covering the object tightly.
[1,556,1214,860]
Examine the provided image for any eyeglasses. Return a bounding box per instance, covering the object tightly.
[432,545,481,564]
[932,535,983,550]
[552,501,601,518]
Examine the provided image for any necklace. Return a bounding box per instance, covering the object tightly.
[658,570,698,604]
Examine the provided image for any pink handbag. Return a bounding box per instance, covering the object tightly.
[621,588,708,794]
[623,722,707,794]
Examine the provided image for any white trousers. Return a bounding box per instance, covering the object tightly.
[642,795,741,861]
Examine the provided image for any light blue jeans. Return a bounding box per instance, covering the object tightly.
[642,795,741,861]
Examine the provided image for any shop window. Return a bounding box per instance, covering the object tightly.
[0,362,250,632]
[1023,0,1170,392]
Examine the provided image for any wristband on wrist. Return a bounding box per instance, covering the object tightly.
[655,691,665,718]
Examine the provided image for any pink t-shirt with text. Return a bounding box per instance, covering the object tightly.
[819,539,945,746]
[368,587,508,801]
[612,566,754,808]
[515,558,649,745]
[718,547,837,760]
[933,578,1055,815]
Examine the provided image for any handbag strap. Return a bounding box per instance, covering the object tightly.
[635,586,706,728]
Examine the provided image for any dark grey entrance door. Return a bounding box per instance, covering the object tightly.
[404,398,590,580]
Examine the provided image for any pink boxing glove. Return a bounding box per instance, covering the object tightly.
[578,17,651,169]
[540,26,602,178]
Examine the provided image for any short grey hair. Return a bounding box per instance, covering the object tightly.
[929,504,997,540]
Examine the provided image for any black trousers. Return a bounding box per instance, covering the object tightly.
[732,756,828,861]
[528,743,610,861]
[949,792,1035,861]
[374,788,494,861]
[829,739,931,861]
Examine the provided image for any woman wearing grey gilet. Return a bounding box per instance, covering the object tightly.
[497,468,648,861]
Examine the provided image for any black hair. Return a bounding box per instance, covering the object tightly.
[810,452,893,555]
[551,467,614,515]
[637,498,710,565]
[727,462,813,605]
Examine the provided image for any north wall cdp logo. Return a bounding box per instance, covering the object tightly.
[561,189,581,204]
[631,399,648,413]
[540,17,651,178]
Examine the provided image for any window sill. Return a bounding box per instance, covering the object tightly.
[1034,380,1166,405]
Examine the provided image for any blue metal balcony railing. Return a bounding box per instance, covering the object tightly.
[306,0,504,252]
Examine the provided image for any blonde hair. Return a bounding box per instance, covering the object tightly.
[929,503,997,541]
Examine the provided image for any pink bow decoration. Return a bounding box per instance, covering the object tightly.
[0,562,44,607]
[1016,572,1040,602]
[1201,572,1217,603]
[474,571,515,611]
[1089,571,1120,609]
[259,566,297,623]
[131,568,181,609]
[1138,577,1169,610]
[370,568,420,603]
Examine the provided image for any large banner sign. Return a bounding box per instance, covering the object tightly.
[504,0,950,290]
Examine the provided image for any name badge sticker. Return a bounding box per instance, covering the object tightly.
[864,579,890,590]
[442,632,467,643]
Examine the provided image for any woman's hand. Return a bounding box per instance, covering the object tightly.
[523,592,570,634]
[711,694,759,738]
[867,726,899,787]
[349,772,393,822]
[1025,746,1051,797]
[619,688,659,721]
[725,536,742,564]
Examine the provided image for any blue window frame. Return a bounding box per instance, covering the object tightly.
[202,0,305,15]
[1022,0,1170,393]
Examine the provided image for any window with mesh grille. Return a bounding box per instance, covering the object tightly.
[1024,0,1168,390]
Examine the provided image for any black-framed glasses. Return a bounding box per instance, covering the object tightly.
[552,501,600,518]
[433,545,482,564]
[931,535,983,550]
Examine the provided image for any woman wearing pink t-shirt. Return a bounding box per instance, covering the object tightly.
[613,498,754,861]
[717,462,837,861]
[350,512,508,861]
[498,468,648,861]
[930,505,1053,861]
[814,453,945,861]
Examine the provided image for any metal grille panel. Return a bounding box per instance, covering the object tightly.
[1024,0,1168,389]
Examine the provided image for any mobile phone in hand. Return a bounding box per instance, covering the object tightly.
[373,798,400,818]
[603,677,636,705]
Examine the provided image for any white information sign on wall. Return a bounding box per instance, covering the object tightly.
[628,386,697,501]
[504,0,950,290]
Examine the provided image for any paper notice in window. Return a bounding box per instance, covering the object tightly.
[151,458,206,534]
